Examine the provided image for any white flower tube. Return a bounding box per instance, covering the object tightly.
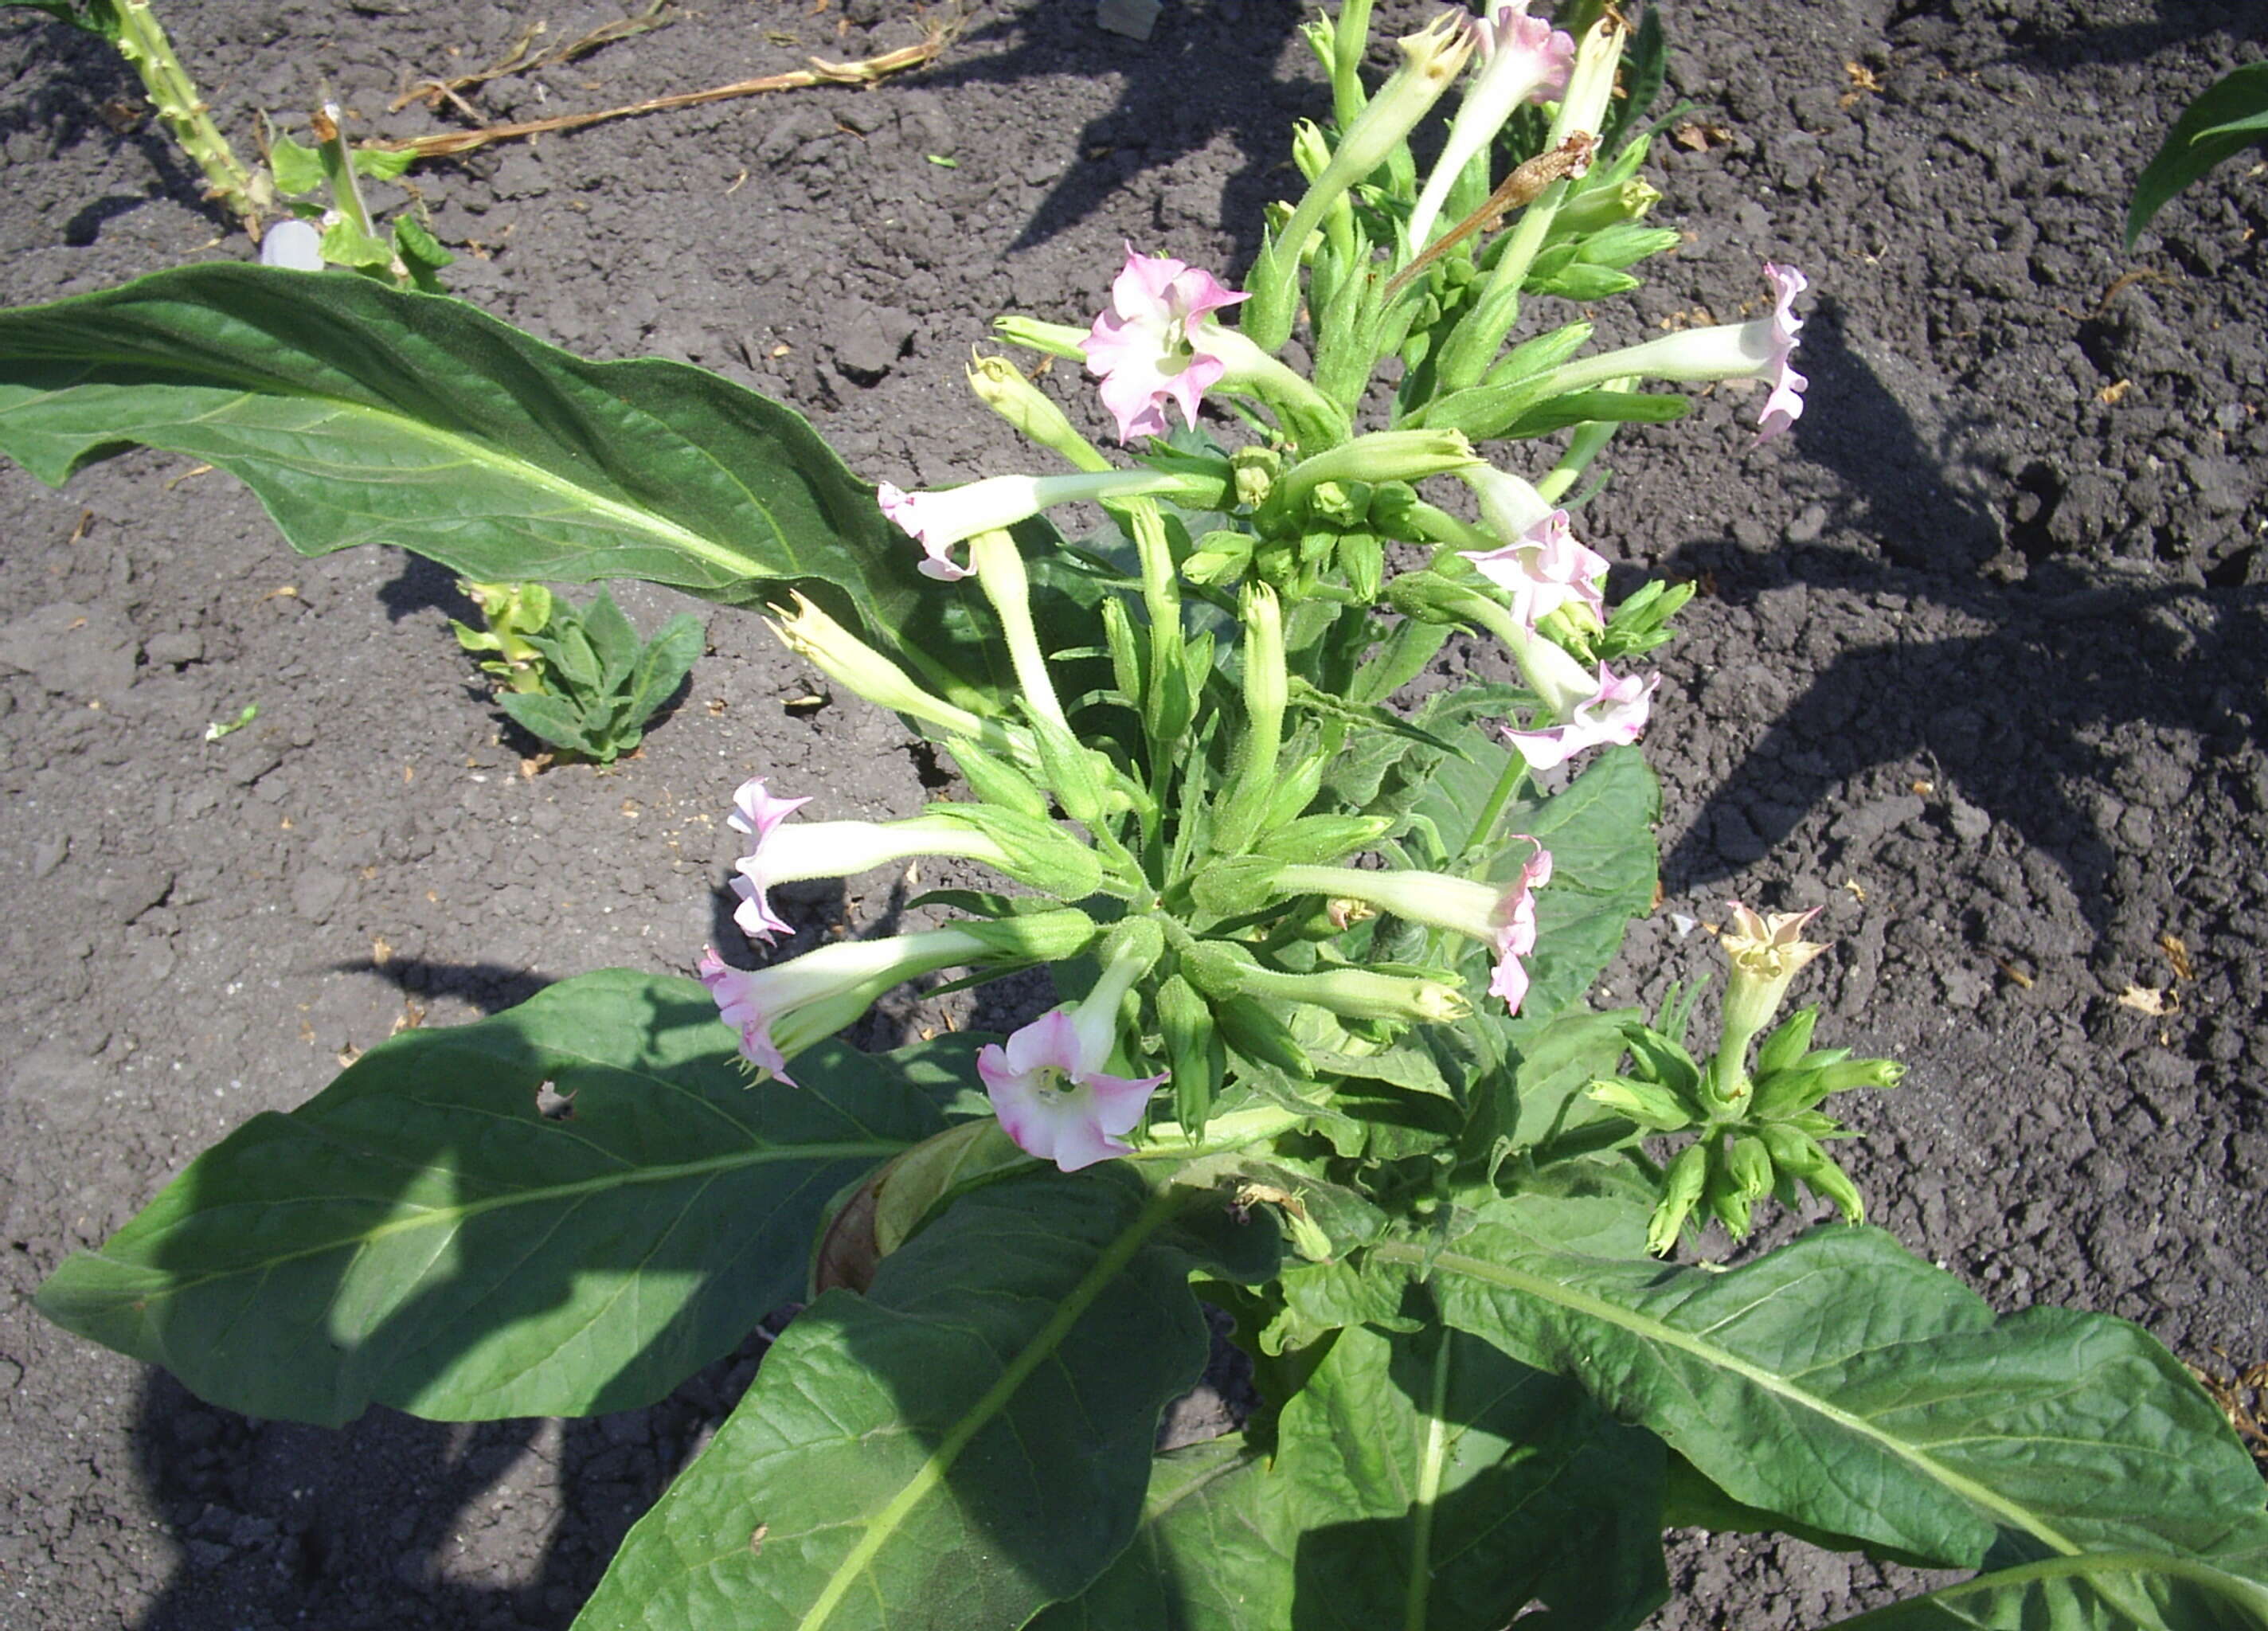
[1406,2,1576,252]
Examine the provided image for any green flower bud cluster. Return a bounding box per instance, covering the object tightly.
[1588,1003,1906,1256]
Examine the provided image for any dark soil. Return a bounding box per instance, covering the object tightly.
[1,0,2263,1625]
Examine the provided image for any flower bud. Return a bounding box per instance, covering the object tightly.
[965,352,1111,473]
[1646,1142,1708,1256]
[1291,118,1333,184]
[1339,534,1385,604]
[1232,445,1282,510]
[1553,175,1664,236]
[928,805,1103,902]
[1726,1134,1775,1202]
[1801,1156,1866,1225]
[1243,962,1472,1026]
[765,592,1010,750]
[1305,480,1369,530]
[945,735,1052,820]
[1756,1121,1822,1174]
[1158,973,1222,1133]
[1586,1076,1693,1132]
[1753,1004,1821,1079]
[1183,529,1253,587]
[956,907,1101,966]
[1280,430,1479,504]
[1707,1186,1754,1239]
[990,315,1089,361]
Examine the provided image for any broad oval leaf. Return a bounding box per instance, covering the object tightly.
[1384,1201,2268,1602]
[1825,1551,2268,1631]
[33,970,951,1425]
[0,264,1014,702]
[573,1171,1215,1631]
[1037,1319,1665,1631]
[1031,1435,1296,1631]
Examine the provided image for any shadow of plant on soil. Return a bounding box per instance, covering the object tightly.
[0,16,235,241]
[127,1332,778,1629]
[1653,314,2268,939]
[125,859,1072,1627]
[108,975,958,1625]
[918,0,1312,264]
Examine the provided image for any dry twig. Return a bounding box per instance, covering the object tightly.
[372,23,957,160]
[389,0,675,116]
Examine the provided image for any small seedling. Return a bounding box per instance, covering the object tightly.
[201,702,257,741]
[452,582,701,765]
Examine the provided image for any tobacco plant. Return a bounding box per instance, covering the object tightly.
[2,4,2265,1628]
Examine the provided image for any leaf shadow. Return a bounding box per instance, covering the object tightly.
[1635,318,2268,945]
[912,0,1317,266]
[84,975,959,1624]
[125,1326,779,1629]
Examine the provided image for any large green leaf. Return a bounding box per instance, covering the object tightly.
[1827,1552,2268,1630]
[0,264,1013,702]
[1037,1318,1664,1631]
[1379,1199,2268,1612]
[34,970,952,1425]
[1031,1435,1296,1631]
[573,1171,1225,1631]
[2127,62,2268,247]
[1482,745,1659,1035]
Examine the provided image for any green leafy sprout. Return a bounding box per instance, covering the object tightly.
[452,581,702,765]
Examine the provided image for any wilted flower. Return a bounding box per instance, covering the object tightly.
[1503,662,1658,770]
[1721,902,1830,989]
[1716,902,1833,1089]
[1080,246,1250,443]
[977,1007,1167,1173]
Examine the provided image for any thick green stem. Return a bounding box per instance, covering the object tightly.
[1461,740,1530,864]
[313,104,374,241]
[112,0,270,227]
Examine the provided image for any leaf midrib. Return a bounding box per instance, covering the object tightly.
[5,362,768,583]
[80,1138,908,1298]
[791,1187,1185,1631]
[1372,1238,2087,1560]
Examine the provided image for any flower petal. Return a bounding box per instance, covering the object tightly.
[1081,1070,1168,1138]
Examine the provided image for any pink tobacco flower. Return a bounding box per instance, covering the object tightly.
[698,923,997,1085]
[1503,662,1660,771]
[727,798,1015,950]
[1459,509,1610,631]
[877,482,978,581]
[1754,261,1809,441]
[698,947,799,1083]
[1080,245,1250,443]
[878,468,1197,581]
[1486,840,1554,1012]
[1535,261,1812,444]
[1470,0,1575,89]
[1404,3,1575,250]
[1269,841,1554,1015]
[977,1008,1167,1173]
[724,777,811,943]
